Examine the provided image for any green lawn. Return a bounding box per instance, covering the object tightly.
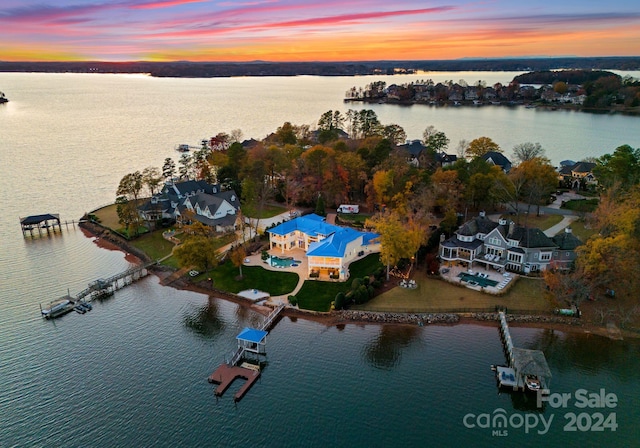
[561,198,600,213]
[505,212,563,230]
[242,203,288,219]
[129,230,175,260]
[295,254,383,312]
[353,271,554,313]
[568,219,597,243]
[204,261,299,296]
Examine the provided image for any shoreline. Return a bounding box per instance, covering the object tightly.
[79,220,636,340]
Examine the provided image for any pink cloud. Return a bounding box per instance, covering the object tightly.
[144,6,455,39]
[129,0,211,10]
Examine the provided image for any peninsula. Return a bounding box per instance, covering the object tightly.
[345,69,640,115]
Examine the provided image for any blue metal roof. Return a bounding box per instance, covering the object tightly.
[268,213,338,237]
[307,227,362,257]
[236,327,268,344]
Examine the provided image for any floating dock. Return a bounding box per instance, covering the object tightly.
[208,304,284,401]
[494,311,552,394]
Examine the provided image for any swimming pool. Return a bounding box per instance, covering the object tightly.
[269,256,302,268]
[457,272,499,287]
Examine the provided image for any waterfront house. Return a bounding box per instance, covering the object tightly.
[439,212,579,274]
[398,140,428,167]
[481,151,512,173]
[557,161,597,189]
[551,228,583,270]
[267,213,380,280]
[139,180,240,233]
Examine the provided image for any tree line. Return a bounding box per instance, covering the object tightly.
[114,108,639,322]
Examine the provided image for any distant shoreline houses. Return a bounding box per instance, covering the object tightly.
[345,79,588,107]
[439,212,583,274]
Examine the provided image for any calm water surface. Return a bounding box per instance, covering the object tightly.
[0,73,639,447]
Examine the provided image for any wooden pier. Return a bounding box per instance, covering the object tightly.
[40,261,156,318]
[494,311,552,394]
[74,262,155,302]
[208,304,285,401]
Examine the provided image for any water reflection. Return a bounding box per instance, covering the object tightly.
[183,296,225,338]
[527,330,640,381]
[234,303,265,329]
[363,325,420,370]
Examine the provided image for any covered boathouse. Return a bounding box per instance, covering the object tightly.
[20,213,62,237]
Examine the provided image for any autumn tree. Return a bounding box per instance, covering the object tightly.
[512,142,545,164]
[366,211,428,280]
[576,186,640,305]
[466,136,501,158]
[516,157,558,216]
[174,237,221,271]
[142,166,163,196]
[229,245,247,279]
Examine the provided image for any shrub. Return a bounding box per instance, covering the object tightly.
[288,295,298,306]
[334,292,346,310]
[351,278,362,290]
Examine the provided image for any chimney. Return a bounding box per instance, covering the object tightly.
[509,220,515,236]
[498,218,507,226]
[479,211,486,218]
[565,227,572,234]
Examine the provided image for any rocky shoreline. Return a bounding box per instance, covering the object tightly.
[79,218,632,339]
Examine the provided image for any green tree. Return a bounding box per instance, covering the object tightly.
[593,144,640,191]
[162,157,176,181]
[315,194,326,216]
[382,124,406,145]
[422,126,449,153]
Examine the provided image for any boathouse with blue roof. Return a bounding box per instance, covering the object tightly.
[267,213,380,280]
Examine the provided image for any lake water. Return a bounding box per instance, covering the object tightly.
[0,72,639,447]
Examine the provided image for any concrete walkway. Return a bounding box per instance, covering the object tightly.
[544,215,579,237]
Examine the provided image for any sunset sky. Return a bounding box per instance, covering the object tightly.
[1,0,639,62]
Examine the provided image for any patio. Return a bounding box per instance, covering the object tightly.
[439,263,516,294]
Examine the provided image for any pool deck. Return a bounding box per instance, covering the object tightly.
[242,248,309,305]
[440,264,517,294]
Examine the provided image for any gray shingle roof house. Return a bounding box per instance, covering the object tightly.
[440,212,582,274]
[139,180,240,233]
[481,151,512,173]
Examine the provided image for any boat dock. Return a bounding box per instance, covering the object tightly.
[494,311,552,394]
[40,261,155,318]
[208,304,285,401]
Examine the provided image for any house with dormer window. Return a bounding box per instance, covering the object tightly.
[439,212,581,274]
[139,180,240,233]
